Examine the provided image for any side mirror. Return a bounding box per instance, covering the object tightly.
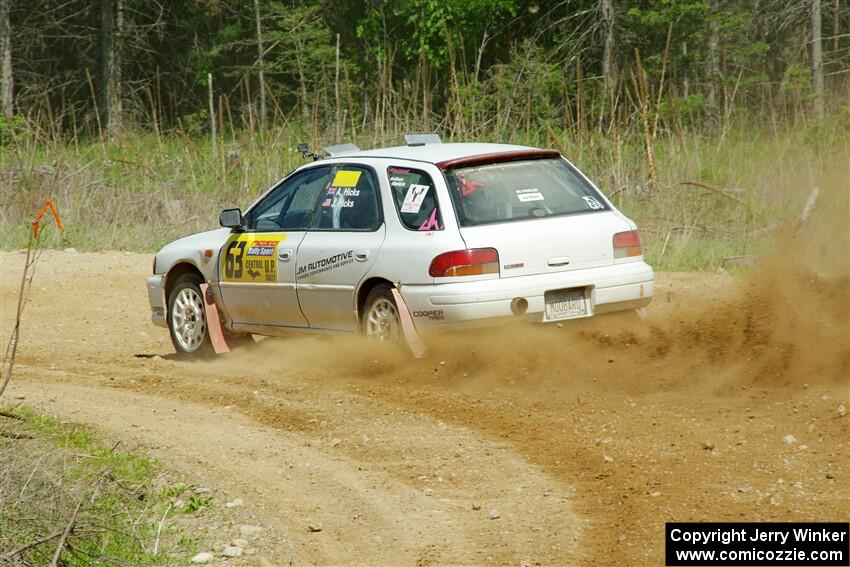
[219,208,244,229]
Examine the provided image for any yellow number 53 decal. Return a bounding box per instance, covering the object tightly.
[220,233,286,283]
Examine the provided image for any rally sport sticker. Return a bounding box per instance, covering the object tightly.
[220,233,285,282]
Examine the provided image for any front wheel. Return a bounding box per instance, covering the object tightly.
[361,285,402,344]
[167,274,213,357]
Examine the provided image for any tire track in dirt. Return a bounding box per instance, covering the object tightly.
[10,365,581,565]
[2,252,583,565]
[10,374,581,565]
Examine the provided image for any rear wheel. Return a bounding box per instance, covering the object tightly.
[362,285,402,344]
[167,274,212,357]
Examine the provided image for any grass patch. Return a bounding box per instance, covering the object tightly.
[0,406,212,565]
[1,116,847,271]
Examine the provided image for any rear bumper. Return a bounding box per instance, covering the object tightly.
[399,260,654,331]
[147,275,167,328]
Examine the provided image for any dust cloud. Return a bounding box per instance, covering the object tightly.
[222,230,848,399]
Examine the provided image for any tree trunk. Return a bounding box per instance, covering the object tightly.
[707,0,720,116]
[421,54,430,131]
[101,0,123,140]
[600,0,616,93]
[208,73,216,158]
[254,0,266,131]
[0,0,13,118]
[811,0,824,118]
[834,0,840,53]
[296,40,309,124]
[334,33,340,140]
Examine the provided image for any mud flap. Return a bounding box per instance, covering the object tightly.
[390,287,426,359]
[200,283,230,354]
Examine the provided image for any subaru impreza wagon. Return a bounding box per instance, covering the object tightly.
[147,136,654,356]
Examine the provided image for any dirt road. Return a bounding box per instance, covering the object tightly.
[1,249,847,565]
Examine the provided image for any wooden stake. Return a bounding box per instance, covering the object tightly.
[335,33,341,141]
[344,64,356,139]
[254,0,266,130]
[208,73,216,159]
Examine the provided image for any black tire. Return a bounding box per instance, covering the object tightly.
[167,273,213,357]
[361,284,403,345]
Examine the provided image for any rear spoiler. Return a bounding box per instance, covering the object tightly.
[436,149,560,170]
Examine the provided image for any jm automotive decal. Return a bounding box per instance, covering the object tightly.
[297,250,354,279]
[221,233,286,282]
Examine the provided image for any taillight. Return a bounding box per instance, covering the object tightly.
[429,248,500,277]
[613,230,642,258]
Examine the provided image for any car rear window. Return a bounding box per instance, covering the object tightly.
[387,166,442,231]
[443,158,609,227]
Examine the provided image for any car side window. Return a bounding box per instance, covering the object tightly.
[247,166,332,231]
[386,166,442,231]
[311,166,381,231]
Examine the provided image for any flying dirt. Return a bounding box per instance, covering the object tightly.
[1,215,848,564]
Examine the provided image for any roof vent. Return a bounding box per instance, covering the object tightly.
[404,133,442,146]
[323,143,360,156]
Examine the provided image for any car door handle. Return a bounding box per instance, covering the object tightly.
[354,250,369,262]
[548,256,571,267]
[278,249,293,262]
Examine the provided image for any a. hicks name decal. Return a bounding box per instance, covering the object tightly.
[221,233,286,282]
[320,170,363,211]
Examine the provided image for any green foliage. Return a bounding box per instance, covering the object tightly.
[626,1,710,27]
[4,0,847,138]
[183,493,214,514]
[658,93,707,125]
[781,63,812,93]
[355,0,517,67]
[644,235,745,272]
[0,114,27,145]
[265,0,336,103]
[180,109,211,136]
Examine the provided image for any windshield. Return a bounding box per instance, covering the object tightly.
[444,158,609,227]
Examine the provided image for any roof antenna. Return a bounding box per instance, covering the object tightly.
[297,142,322,161]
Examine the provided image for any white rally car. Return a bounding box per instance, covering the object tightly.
[147,137,654,356]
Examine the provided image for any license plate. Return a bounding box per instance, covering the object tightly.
[544,288,588,321]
